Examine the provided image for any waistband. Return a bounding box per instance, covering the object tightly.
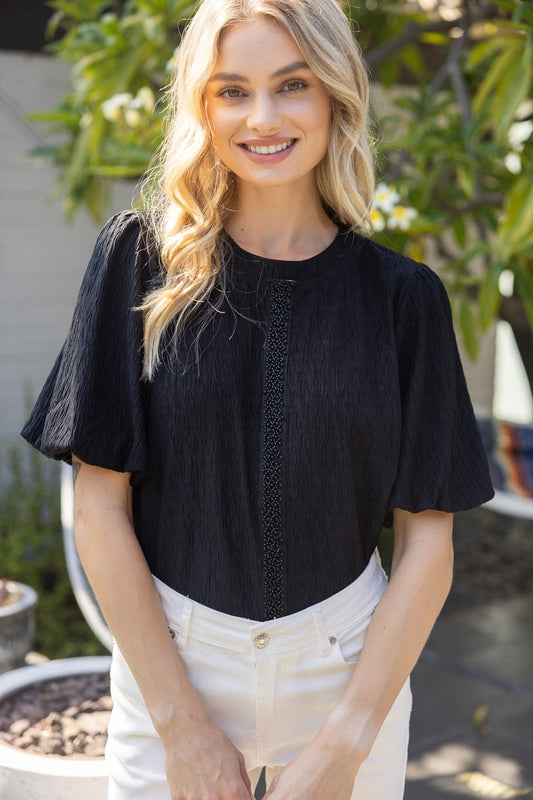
[153,552,388,658]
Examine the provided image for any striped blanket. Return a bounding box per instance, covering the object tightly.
[478,417,533,499]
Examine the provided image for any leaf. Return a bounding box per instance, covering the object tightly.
[495,0,533,26]
[87,164,147,177]
[466,36,512,70]
[399,44,425,80]
[456,163,476,200]
[419,32,450,47]
[514,267,533,328]
[459,295,479,361]
[61,118,93,197]
[496,175,533,260]
[477,205,499,233]
[478,262,503,331]
[87,107,106,162]
[453,216,467,250]
[26,109,80,126]
[83,176,110,222]
[472,40,522,121]
[494,37,533,137]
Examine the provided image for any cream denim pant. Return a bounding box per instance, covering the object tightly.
[106,552,412,799]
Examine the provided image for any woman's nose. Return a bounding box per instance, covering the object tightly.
[247,93,282,135]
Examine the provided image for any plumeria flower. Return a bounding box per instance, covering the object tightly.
[387,205,418,230]
[130,87,155,115]
[101,93,133,122]
[124,108,143,128]
[370,208,386,232]
[373,182,401,213]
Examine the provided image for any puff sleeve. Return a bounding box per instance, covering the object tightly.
[386,263,494,520]
[21,211,149,480]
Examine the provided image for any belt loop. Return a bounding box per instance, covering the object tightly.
[312,610,332,657]
[180,597,193,649]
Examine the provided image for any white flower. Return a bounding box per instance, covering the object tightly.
[373,182,401,213]
[387,206,418,231]
[134,87,155,114]
[505,152,521,174]
[101,93,133,122]
[124,108,143,128]
[370,208,386,232]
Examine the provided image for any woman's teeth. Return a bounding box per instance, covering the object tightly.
[244,139,295,155]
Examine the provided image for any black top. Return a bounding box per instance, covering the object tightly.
[22,210,494,620]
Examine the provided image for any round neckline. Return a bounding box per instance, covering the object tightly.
[223,225,357,282]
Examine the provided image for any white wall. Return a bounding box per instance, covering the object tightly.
[0,51,133,446]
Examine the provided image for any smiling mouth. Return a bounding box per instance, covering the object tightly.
[241,139,296,155]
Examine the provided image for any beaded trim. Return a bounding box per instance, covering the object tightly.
[261,281,293,619]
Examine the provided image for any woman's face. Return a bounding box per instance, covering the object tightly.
[204,17,332,194]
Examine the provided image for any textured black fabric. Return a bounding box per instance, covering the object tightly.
[22,210,494,619]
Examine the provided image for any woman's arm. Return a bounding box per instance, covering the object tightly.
[265,508,454,800]
[72,457,253,800]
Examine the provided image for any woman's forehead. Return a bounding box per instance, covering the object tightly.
[214,18,305,75]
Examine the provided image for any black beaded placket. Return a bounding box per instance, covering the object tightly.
[261,279,294,620]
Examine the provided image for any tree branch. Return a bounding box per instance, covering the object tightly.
[365,2,501,68]
[447,26,472,125]
[366,19,459,67]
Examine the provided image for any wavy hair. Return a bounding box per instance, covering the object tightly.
[141,0,375,378]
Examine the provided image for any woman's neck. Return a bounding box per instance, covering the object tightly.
[225,181,338,261]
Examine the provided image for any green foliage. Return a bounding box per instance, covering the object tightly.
[28,0,533,361]
[28,0,195,218]
[0,442,107,659]
[351,0,533,359]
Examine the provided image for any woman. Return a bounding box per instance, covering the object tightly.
[22,0,494,798]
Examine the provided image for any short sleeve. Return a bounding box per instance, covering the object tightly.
[21,210,149,480]
[386,264,494,522]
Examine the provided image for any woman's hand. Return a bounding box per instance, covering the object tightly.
[264,721,366,800]
[160,712,254,800]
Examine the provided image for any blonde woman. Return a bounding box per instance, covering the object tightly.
[23,0,493,798]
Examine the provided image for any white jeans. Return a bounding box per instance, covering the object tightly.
[106,552,412,799]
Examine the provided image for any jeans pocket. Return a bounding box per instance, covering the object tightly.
[333,619,370,664]
[167,623,188,651]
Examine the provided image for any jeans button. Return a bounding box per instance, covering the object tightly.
[254,632,270,649]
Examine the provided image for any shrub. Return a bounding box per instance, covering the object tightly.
[0,442,107,659]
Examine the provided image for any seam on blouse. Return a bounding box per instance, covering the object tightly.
[395,262,426,319]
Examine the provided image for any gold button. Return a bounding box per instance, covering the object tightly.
[253,632,270,649]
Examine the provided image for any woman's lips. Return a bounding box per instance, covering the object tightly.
[238,138,297,163]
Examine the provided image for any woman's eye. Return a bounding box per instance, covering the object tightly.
[283,80,306,93]
[220,87,243,99]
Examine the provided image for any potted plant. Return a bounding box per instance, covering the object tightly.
[0,656,110,799]
[0,449,111,797]
[0,579,38,674]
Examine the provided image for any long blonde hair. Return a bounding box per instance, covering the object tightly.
[141,0,375,379]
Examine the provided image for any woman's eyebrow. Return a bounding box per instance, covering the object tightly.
[208,60,310,84]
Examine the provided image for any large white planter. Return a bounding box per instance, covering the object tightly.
[0,581,38,674]
[0,656,110,800]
